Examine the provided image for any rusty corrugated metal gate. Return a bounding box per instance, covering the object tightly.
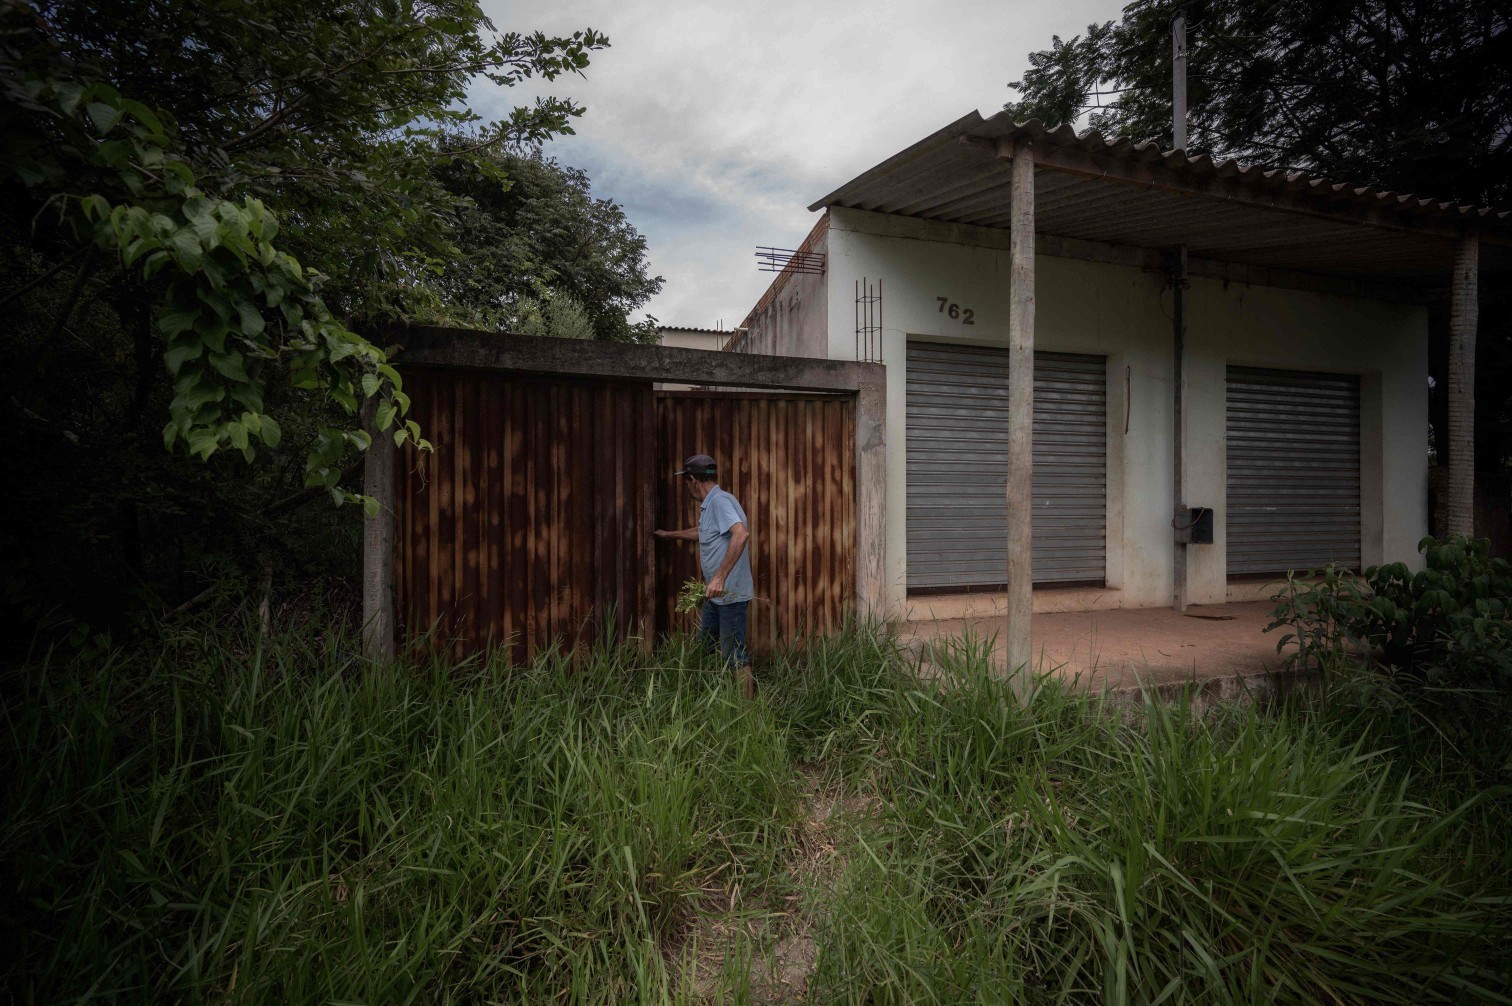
[395,368,657,663]
[656,391,856,652]
[393,368,856,660]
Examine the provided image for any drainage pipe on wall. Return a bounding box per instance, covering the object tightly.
[1171,245,1189,613]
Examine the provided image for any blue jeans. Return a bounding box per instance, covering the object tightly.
[698,600,750,669]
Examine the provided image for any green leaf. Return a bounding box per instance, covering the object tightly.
[55,81,85,115]
[186,427,220,460]
[168,228,202,271]
[361,373,381,397]
[236,300,265,337]
[259,415,282,447]
[209,350,250,382]
[164,343,202,373]
[117,98,163,135]
[376,401,397,431]
[159,308,200,338]
[85,100,121,135]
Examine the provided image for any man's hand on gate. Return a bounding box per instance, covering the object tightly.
[706,575,726,598]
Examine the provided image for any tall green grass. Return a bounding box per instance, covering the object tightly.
[2,622,1508,1003]
[3,626,797,1002]
[806,642,1512,1005]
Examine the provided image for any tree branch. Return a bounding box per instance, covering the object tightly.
[0,246,88,312]
[264,459,365,517]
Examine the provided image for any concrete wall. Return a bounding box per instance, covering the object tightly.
[657,329,730,390]
[816,208,1429,619]
[732,214,830,359]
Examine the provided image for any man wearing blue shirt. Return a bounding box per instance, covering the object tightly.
[653,454,755,699]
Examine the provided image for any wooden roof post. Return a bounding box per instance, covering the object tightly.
[1006,138,1035,685]
[1445,233,1479,538]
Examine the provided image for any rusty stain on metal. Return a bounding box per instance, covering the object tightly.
[395,367,656,663]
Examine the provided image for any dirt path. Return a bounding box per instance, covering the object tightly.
[664,768,876,1003]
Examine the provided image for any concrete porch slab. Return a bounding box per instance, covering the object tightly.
[898,600,1287,692]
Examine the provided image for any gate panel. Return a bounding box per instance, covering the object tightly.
[1226,366,1362,576]
[395,367,656,661]
[905,342,1107,591]
[655,392,856,653]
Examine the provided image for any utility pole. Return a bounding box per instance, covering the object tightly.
[1172,9,1188,150]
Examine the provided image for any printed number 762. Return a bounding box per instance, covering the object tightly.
[936,297,975,325]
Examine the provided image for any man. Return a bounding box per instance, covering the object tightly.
[653,454,755,699]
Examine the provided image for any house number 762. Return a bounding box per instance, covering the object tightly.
[936,297,975,325]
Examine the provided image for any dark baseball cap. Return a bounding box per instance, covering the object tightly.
[673,454,717,478]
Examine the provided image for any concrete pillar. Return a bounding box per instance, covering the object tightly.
[362,399,397,661]
[855,375,889,621]
[1445,234,1478,538]
[1006,139,1035,675]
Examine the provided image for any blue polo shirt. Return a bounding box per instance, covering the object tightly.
[698,486,754,605]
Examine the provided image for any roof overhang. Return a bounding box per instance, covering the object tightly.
[811,112,1511,288]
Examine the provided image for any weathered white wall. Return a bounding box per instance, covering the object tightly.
[737,266,828,358]
[733,215,831,359]
[820,207,1428,618]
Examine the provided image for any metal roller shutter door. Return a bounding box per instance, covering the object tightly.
[1226,367,1361,576]
[906,342,1106,591]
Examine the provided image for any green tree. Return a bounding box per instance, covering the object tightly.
[516,290,597,342]
[0,2,612,632]
[1007,1,1510,206]
[431,146,663,342]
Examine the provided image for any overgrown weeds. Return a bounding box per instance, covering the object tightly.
[2,618,1508,1003]
[1269,535,1512,783]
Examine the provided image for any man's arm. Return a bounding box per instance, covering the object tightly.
[653,527,698,542]
[706,522,749,597]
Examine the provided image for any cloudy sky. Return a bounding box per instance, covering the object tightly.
[472,1,1127,331]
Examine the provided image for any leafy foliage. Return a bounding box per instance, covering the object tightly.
[429,145,663,341]
[1006,0,1511,206]
[1265,563,1369,674]
[674,577,709,615]
[1270,536,1512,687]
[0,3,658,632]
[1353,537,1512,684]
[515,289,596,341]
[7,71,410,498]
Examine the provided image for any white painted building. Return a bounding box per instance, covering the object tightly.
[656,326,736,353]
[728,113,1508,627]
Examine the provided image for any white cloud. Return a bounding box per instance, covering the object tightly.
[472,0,1127,329]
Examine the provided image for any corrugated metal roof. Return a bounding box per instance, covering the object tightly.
[656,326,735,336]
[810,112,1511,285]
